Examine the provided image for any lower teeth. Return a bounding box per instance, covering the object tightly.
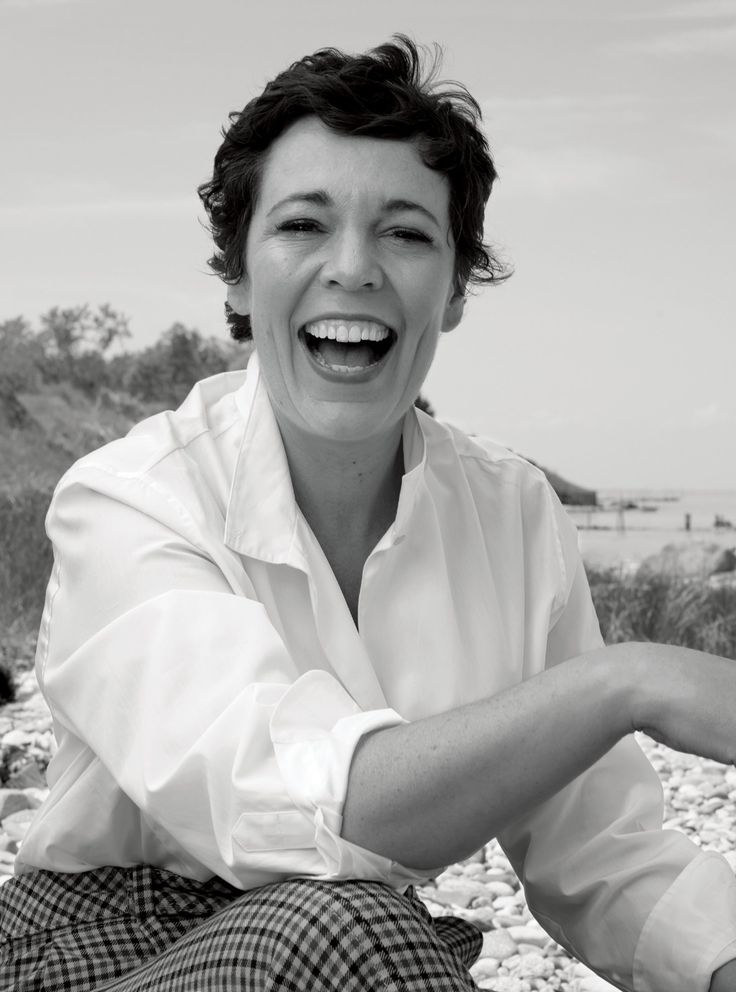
[310,339,379,370]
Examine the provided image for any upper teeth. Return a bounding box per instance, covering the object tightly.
[305,320,390,343]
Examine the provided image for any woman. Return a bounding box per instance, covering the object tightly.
[2,36,736,992]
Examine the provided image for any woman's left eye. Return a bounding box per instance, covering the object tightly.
[390,228,433,244]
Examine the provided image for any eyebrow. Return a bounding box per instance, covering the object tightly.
[267,191,330,216]
[382,198,441,229]
[266,191,442,228]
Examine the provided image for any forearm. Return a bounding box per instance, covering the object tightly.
[711,958,736,992]
[342,648,631,869]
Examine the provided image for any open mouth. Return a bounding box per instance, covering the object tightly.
[301,319,396,373]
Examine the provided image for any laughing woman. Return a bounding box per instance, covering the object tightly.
[2,36,736,992]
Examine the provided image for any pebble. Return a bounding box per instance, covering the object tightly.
[2,672,736,990]
[506,924,548,948]
[0,789,33,820]
[471,957,500,980]
[479,929,519,962]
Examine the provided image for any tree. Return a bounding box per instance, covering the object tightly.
[0,318,44,394]
[123,324,239,408]
[37,304,131,394]
[39,304,131,359]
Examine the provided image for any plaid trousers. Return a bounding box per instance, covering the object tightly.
[0,865,485,991]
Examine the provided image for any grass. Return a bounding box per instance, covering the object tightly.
[0,485,53,693]
[587,566,736,660]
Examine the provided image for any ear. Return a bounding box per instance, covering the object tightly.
[226,276,251,316]
[441,291,465,334]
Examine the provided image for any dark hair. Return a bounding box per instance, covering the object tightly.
[198,35,509,340]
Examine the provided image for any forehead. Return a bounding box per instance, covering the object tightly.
[256,116,451,221]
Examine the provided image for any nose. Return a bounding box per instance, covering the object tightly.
[319,228,383,291]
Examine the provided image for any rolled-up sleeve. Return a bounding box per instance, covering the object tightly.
[37,467,407,889]
[498,495,736,991]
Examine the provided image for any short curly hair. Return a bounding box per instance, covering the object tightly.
[198,35,508,340]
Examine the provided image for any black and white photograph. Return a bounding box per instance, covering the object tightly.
[1,2,735,990]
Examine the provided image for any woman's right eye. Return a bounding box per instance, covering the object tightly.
[276,218,321,234]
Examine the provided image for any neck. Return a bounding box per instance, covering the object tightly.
[277,418,406,554]
[274,416,409,627]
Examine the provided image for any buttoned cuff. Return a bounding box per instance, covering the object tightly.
[270,669,438,887]
[634,851,736,992]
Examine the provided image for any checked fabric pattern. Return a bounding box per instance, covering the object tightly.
[0,865,485,991]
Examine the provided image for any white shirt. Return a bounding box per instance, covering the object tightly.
[18,356,736,992]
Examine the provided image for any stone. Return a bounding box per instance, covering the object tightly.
[462,905,496,930]
[0,789,31,821]
[437,877,494,898]
[490,977,532,992]
[480,929,518,961]
[22,787,48,809]
[515,943,541,956]
[430,886,474,909]
[462,861,489,877]
[6,758,46,789]
[1,808,35,843]
[484,867,515,883]
[470,957,500,979]
[0,832,16,853]
[1,729,35,748]
[507,924,548,948]
[486,880,515,898]
[494,913,527,928]
[514,952,554,979]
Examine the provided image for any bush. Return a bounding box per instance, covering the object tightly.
[588,566,736,660]
[0,486,53,638]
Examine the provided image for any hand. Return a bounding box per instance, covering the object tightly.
[710,957,736,992]
[613,642,736,766]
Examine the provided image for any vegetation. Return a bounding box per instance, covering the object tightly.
[1,304,733,700]
[588,566,736,660]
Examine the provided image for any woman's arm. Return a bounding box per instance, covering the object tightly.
[342,640,736,870]
[712,959,736,992]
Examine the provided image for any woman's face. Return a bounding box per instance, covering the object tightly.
[228,116,463,449]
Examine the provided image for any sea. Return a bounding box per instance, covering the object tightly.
[564,489,736,570]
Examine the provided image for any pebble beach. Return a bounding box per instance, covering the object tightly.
[2,668,735,991]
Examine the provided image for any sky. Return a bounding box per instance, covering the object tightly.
[1,0,734,490]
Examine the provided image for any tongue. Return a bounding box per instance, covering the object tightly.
[317,340,374,368]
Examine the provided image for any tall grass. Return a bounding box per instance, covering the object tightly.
[588,566,736,660]
[0,485,53,681]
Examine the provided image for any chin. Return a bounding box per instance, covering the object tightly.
[303,405,398,446]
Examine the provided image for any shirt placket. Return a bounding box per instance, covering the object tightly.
[299,526,390,714]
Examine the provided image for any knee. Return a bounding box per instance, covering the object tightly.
[214,879,476,991]
[261,880,451,990]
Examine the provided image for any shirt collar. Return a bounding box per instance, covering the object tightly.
[224,352,430,563]
[225,354,302,565]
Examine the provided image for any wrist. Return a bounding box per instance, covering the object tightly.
[588,643,643,739]
[598,641,660,736]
